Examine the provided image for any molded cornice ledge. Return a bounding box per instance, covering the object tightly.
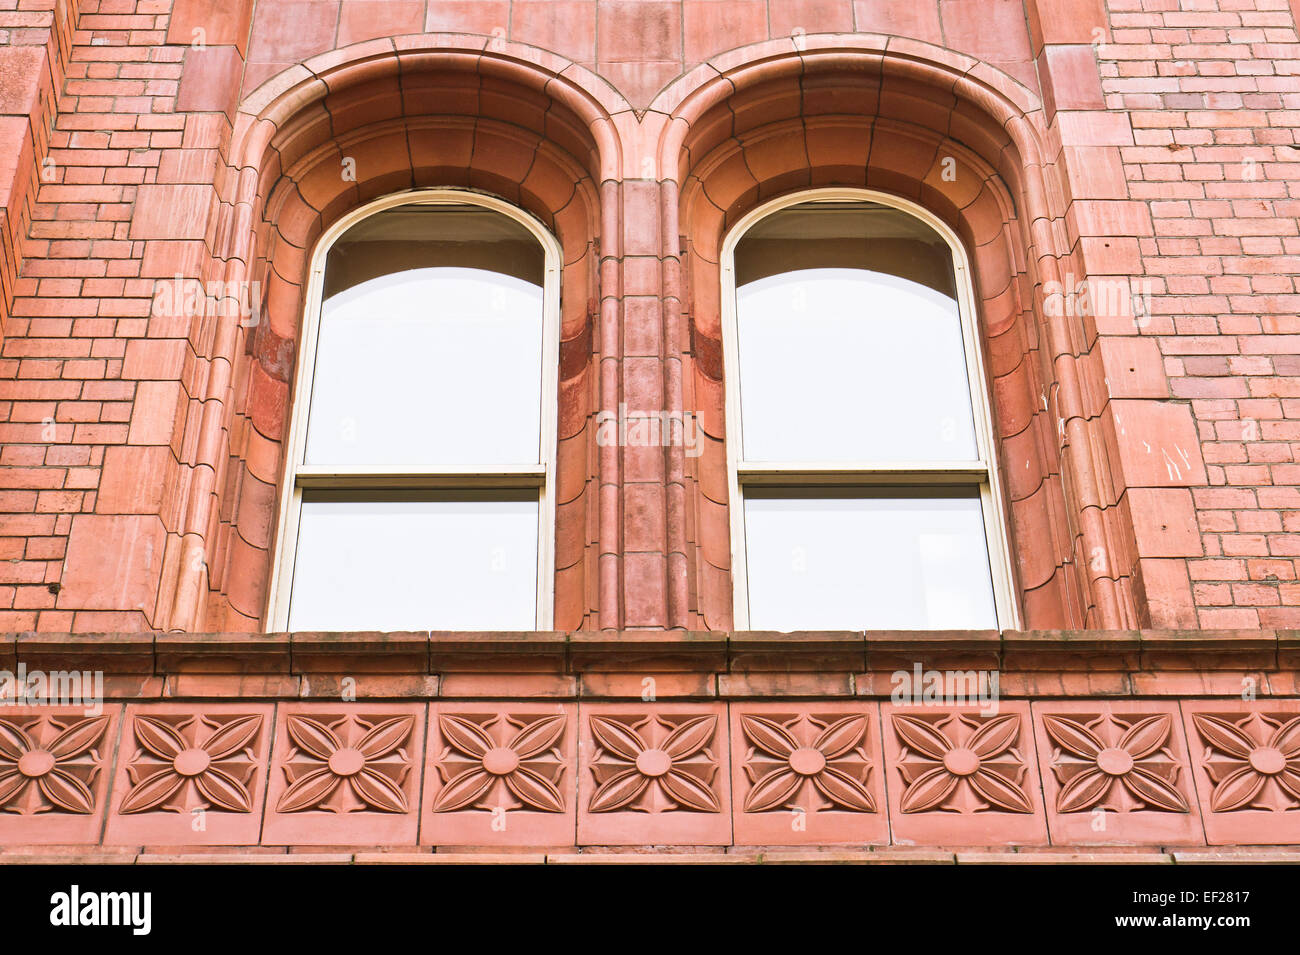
[2,630,1294,700]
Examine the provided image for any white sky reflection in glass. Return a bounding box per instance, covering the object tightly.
[743,489,997,631]
[288,494,539,631]
[305,267,543,466]
[736,269,977,462]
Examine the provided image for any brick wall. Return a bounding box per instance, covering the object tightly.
[0,0,1294,633]
[1094,0,1300,629]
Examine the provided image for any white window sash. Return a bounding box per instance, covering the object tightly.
[721,188,1020,631]
[268,189,561,630]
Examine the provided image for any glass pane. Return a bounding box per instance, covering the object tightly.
[742,486,997,630]
[304,204,546,467]
[734,202,978,463]
[287,491,539,631]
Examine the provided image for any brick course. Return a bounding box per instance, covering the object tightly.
[0,0,1296,853]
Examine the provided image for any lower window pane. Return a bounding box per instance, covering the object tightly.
[288,490,539,631]
[742,486,997,630]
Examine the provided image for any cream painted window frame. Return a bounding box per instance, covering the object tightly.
[267,189,561,630]
[720,188,1020,630]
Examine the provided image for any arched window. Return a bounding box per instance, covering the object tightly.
[269,191,559,630]
[721,190,1017,631]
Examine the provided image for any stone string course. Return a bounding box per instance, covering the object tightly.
[0,630,1297,853]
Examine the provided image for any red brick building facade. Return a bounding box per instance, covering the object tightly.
[0,0,1298,860]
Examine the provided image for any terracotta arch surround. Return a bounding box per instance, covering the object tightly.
[653,37,1138,631]
[157,32,1142,634]
[160,37,621,632]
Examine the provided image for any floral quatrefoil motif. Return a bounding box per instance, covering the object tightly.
[120,713,262,814]
[740,714,874,813]
[892,712,1033,814]
[1192,712,1300,813]
[433,713,567,813]
[277,714,415,814]
[0,715,108,815]
[1043,713,1189,813]
[588,714,721,813]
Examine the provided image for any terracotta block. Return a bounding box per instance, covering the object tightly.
[1109,400,1208,488]
[165,674,303,698]
[730,702,888,846]
[545,852,749,864]
[1026,0,1107,51]
[290,631,428,674]
[955,850,1171,864]
[1171,849,1300,865]
[577,703,731,845]
[422,702,577,847]
[881,701,1050,846]
[1280,631,1300,671]
[129,380,187,449]
[15,633,155,675]
[247,1,339,64]
[718,672,855,697]
[1000,630,1142,671]
[1059,145,1128,200]
[729,631,866,673]
[58,516,166,621]
[1134,560,1200,631]
[0,706,120,846]
[852,0,942,45]
[128,184,215,241]
[683,0,767,63]
[622,552,668,629]
[600,60,681,109]
[1180,699,1300,846]
[176,46,243,118]
[424,0,511,34]
[1039,45,1104,119]
[295,674,439,698]
[579,671,717,699]
[338,0,424,45]
[1,853,138,864]
[864,631,1002,675]
[1069,202,1153,243]
[597,0,681,62]
[768,0,854,36]
[1032,700,1205,846]
[804,119,872,182]
[512,1,599,64]
[1124,488,1202,558]
[167,0,256,56]
[0,46,47,117]
[1099,336,1167,399]
[764,848,956,864]
[137,853,350,864]
[156,148,221,186]
[437,673,577,698]
[96,445,175,517]
[104,703,274,846]
[939,0,1031,64]
[1131,671,1269,699]
[263,703,425,846]
[570,630,727,672]
[429,631,568,673]
[356,852,547,864]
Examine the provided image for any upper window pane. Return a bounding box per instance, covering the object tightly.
[304,204,546,467]
[733,202,978,463]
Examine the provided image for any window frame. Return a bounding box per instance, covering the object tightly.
[267,188,561,630]
[720,188,1020,630]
